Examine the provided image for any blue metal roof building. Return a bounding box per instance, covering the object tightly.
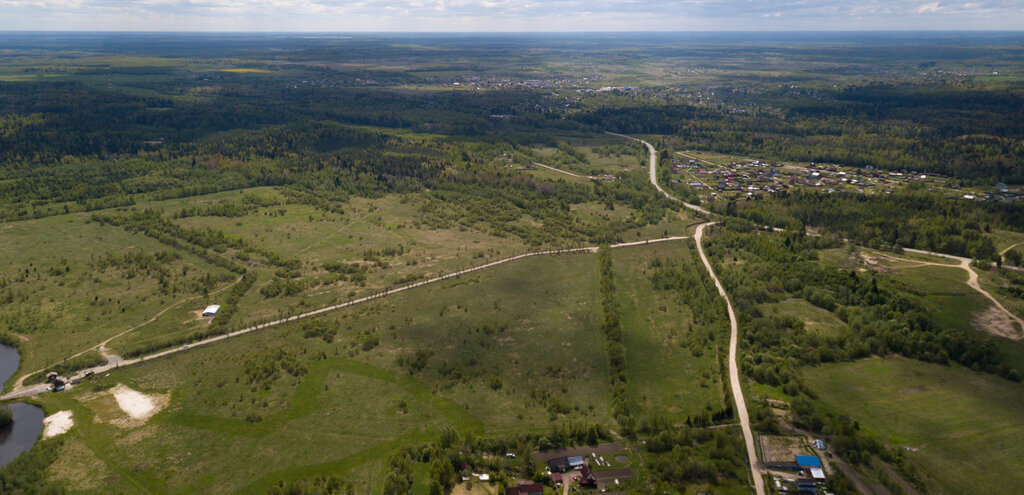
[796,455,822,468]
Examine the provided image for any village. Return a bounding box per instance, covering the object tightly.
[668,151,1022,204]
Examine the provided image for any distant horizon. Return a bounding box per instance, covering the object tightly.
[1,29,1022,34]
[2,0,1022,32]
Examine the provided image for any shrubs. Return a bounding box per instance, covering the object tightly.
[243,349,307,390]
[301,320,338,343]
[397,349,433,375]
[0,405,12,428]
[268,475,354,495]
[598,246,632,432]
[0,437,65,494]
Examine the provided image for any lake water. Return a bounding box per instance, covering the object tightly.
[0,344,18,388]
[0,402,45,468]
[1,345,45,468]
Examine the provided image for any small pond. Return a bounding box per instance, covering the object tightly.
[0,402,45,468]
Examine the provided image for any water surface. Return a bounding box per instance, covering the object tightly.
[0,344,18,388]
[0,402,45,468]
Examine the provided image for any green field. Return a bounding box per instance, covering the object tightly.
[805,357,1024,495]
[33,251,605,493]
[761,298,847,336]
[26,240,728,493]
[0,210,237,380]
[611,240,723,420]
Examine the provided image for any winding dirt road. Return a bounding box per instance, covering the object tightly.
[7,273,246,392]
[882,249,1024,339]
[604,131,712,216]
[608,131,763,495]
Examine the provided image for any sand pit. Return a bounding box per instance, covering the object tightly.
[42,410,74,438]
[111,384,167,423]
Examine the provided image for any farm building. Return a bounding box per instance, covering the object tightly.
[202,305,221,317]
[567,456,584,469]
[797,478,819,493]
[795,455,822,469]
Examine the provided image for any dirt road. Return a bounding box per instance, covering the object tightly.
[604,131,712,216]
[1,236,688,402]
[532,162,589,178]
[7,273,245,392]
[895,249,1024,339]
[696,223,765,495]
[674,151,716,167]
[607,131,762,495]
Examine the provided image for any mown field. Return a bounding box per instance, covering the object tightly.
[805,357,1024,495]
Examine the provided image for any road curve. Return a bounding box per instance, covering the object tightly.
[1,236,689,402]
[604,131,712,216]
[898,249,1023,338]
[607,131,763,495]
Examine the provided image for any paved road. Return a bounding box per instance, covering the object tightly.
[1,236,689,402]
[607,131,763,495]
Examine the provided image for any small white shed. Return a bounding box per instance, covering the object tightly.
[202,305,221,317]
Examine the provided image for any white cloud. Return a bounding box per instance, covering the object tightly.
[917,2,942,12]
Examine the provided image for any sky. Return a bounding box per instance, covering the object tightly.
[0,0,1022,32]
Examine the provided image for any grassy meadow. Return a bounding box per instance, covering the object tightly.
[30,251,592,493]
[25,239,725,493]
[610,240,723,421]
[805,357,1024,495]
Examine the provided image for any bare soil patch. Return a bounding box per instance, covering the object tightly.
[761,435,807,463]
[451,482,497,495]
[974,304,1023,339]
[898,385,927,396]
[42,410,74,438]
[533,442,622,462]
[86,384,171,428]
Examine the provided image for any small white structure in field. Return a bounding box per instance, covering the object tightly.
[202,305,221,317]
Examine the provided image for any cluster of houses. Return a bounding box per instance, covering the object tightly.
[544,455,597,489]
[666,156,1003,201]
[960,182,1023,203]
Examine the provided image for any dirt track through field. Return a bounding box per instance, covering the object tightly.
[879,250,1024,339]
[608,131,764,495]
[1,235,690,402]
[532,162,589,178]
[8,273,245,392]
